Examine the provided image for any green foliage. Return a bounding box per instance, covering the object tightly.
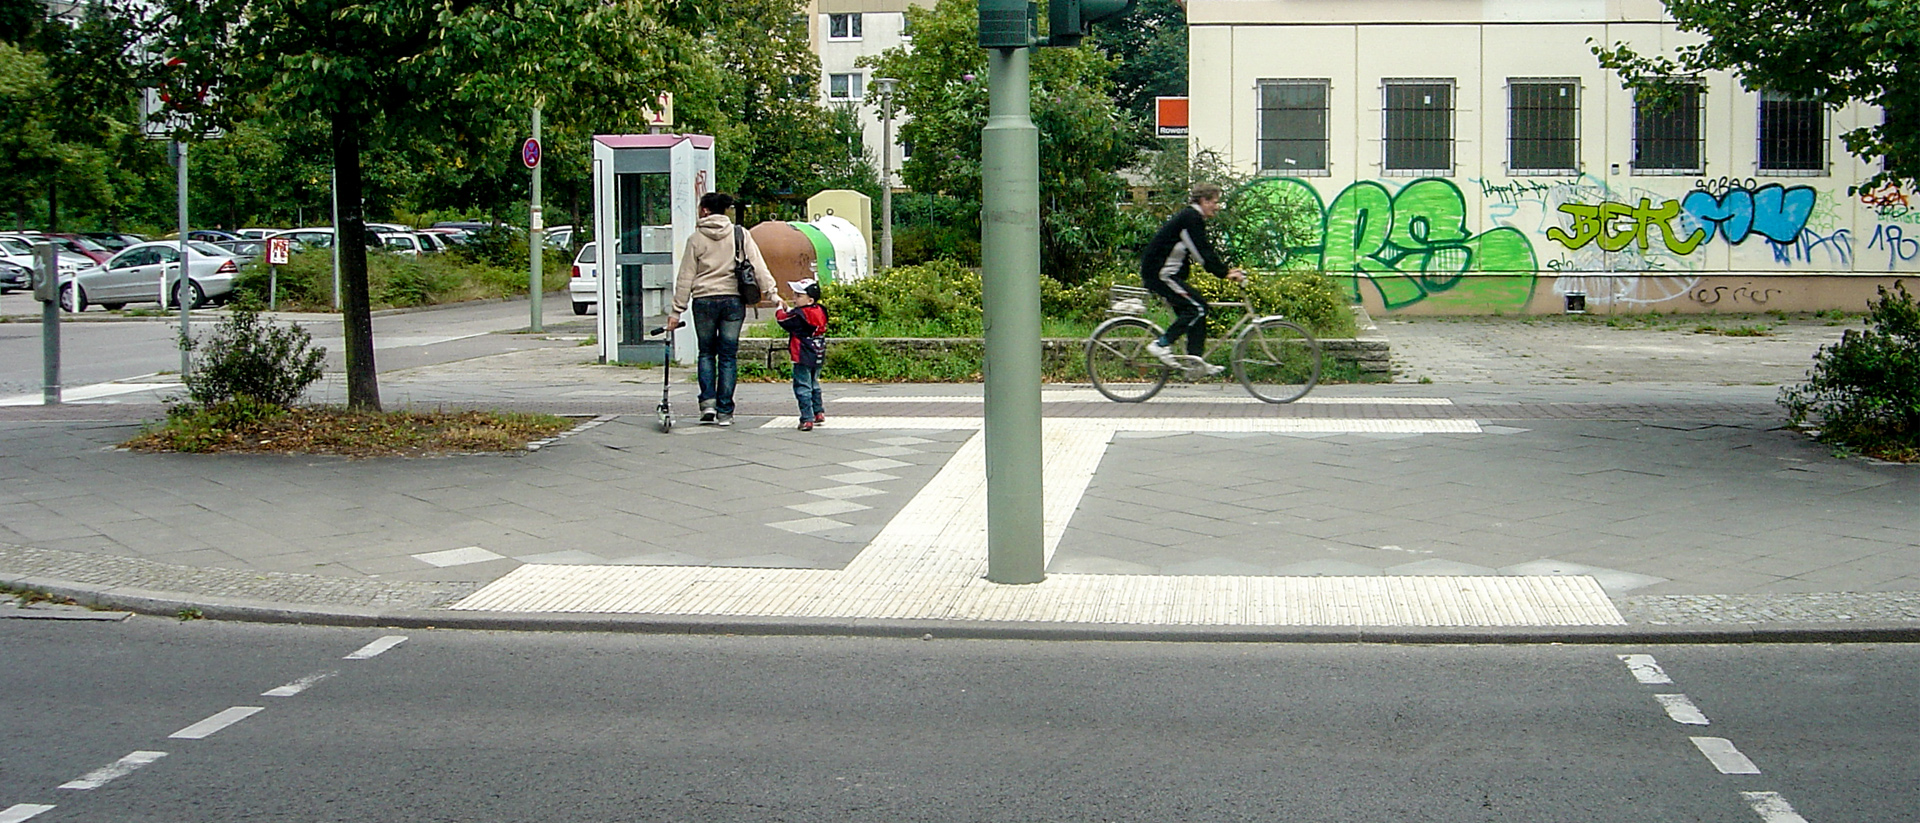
[180,297,327,408]
[1590,0,1918,191]
[1089,0,1188,127]
[157,396,291,452]
[861,0,1144,282]
[1780,283,1920,461]
[891,192,981,266]
[823,260,984,336]
[824,338,983,382]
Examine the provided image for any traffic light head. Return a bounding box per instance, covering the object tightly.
[1048,0,1134,47]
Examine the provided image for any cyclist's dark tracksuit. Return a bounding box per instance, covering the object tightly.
[1140,204,1230,356]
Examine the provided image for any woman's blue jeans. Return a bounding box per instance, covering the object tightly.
[691,295,745,414]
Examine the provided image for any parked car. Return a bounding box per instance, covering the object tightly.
[421,227,471,246]
[13,232,114,264]
[61,240,238,312]
[0,235,102,280]
[235,228,283,241]
[544,224,574,250]
[377,232,426,255]
[569,242,597,315]
[215,239,265,266]
[367,222,415,233]
[0,259,28,293]
[185,229,242,244]
[414,232,448,253]
[79,232,146,252]
[266,228,382,252]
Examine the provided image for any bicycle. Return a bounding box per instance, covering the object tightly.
[1085,283,1321,404]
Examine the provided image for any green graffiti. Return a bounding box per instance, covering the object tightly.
[1546,198,1705,254]
[1242,177,1538,310]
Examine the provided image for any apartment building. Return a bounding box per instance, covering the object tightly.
[811,0,934,196]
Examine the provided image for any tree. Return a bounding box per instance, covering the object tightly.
[1091,0,1186,128]
[152,0,699,410]
[1592,0,1919,191]
[862,0,1145,282]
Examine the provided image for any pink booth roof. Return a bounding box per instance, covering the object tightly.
[592,134,714,150]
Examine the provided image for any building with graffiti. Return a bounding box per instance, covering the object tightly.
[1185,0,1915,315]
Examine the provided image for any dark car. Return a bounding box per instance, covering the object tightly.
[0,259,28,293]
[186,229,242,244]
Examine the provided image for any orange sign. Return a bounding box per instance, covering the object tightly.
[1155,97,1189,138]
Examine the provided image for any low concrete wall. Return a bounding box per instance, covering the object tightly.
[738,332,1392,380]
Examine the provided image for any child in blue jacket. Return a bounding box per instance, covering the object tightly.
[774,278,829,431]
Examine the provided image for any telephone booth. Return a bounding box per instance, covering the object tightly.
[591,133,714,364]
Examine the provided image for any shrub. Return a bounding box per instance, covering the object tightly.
[1779,282,1920,461]
[179,296,327,408]
[823,260,984,336]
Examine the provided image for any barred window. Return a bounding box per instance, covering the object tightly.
[1383,80,1453,175]
[1758,90,1826,174]
[1633,82,1704,174]
[1257,80,1329,175]
[828,13,862,40]
[1508,79,1578,175]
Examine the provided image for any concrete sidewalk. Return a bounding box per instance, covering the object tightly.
[1,312,1915,641]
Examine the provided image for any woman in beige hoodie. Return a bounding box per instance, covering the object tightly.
[664,192,777,426]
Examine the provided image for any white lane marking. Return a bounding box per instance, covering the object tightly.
[169,706,264,740]
[344,635,407,659]
[1618,654,1674,684]
[1655,694,1711,725]
[1691,737,1762,774]
[0,804,55,822]
[58,751,167,790]
[758,416,1482,433]
[0,381,182,406]
[1742,791,1812,823]
[835,393,1455,405]
[263,671,338,697]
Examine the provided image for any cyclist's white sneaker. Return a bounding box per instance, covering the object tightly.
[1144,341,1181,367]
[1188,363,1225,378]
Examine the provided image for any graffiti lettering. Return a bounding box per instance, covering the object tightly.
[1680,183,1816,245]
[1477,178,1557,206]
[1868,224,1920,269]
[1547,198,1706,254]
[1692,177,1761,197]
[1860,183,1911,211]
[1770,228,1853,267]
[1237,177,1538,310]
[1691,285,1783,306]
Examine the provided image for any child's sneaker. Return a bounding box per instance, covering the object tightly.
[813,413,825,424]
[799,420,814,431]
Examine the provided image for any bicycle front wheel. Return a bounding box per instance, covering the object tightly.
[1086,316,1170,403]
[1233,318,1321,403]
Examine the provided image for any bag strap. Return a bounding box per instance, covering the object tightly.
[733,225,745,262]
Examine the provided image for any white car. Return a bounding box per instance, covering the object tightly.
[0,235,102,282]
[569,242,597,315]
[62,240,238,312]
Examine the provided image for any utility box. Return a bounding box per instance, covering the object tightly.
[591,133,715,364]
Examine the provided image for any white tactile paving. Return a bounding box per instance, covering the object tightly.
[780,417,1481,433]
[834,392,1455,406]
[823,471,899,485]
[786,499,871,517]
[454,416,1621,627]
[412,546,507,567]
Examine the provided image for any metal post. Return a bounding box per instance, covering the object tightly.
[38,243,59,405]
[529,105,544,333]
[875,77,898,271]
[176,140,192,378]
[331,168,341,309]
[980,47,1044,584]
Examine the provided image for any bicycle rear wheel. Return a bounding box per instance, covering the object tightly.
[1232,318,1320,403]
[1086,316,1170,402]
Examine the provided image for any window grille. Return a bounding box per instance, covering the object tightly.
[1257,80,1329,175]
[1758,90,1825,174]
[828,13,862,39]
[1383,80,1453,175]
[1508,79,1578,175]
[1632,82,1704,174]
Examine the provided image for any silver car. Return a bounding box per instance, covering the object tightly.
[62,240,239,312]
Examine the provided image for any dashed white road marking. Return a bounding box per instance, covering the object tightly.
[344,636,408,659]
[57,751,166,790]
[263,671,338,697]
[1742,791,1811,823]
[1691,737,1762,774]
[169,706,264,740]
[1618,654,1674,684]
[835,393,1456,406]
[1655,693,1711,725]
[0,804,55,822]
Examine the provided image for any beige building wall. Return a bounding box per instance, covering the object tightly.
[1188,0,1912,316]
[809,0,933,193]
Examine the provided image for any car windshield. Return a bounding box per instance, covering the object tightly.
[188,241,229,256]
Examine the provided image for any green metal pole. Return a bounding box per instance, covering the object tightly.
[981,46,1044,584]
[529,105,544,333]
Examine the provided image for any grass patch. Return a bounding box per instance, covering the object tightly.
[125,403,573,457]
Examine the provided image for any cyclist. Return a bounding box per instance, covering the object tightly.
[1140,181,1246,376]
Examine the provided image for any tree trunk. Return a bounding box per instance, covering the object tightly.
[331,105,381,411]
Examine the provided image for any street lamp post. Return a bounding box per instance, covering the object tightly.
[873,77,899,271]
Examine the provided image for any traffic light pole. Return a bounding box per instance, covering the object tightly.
[981,45,1045,585]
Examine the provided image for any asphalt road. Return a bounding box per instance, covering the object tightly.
[3,618,1913,822]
